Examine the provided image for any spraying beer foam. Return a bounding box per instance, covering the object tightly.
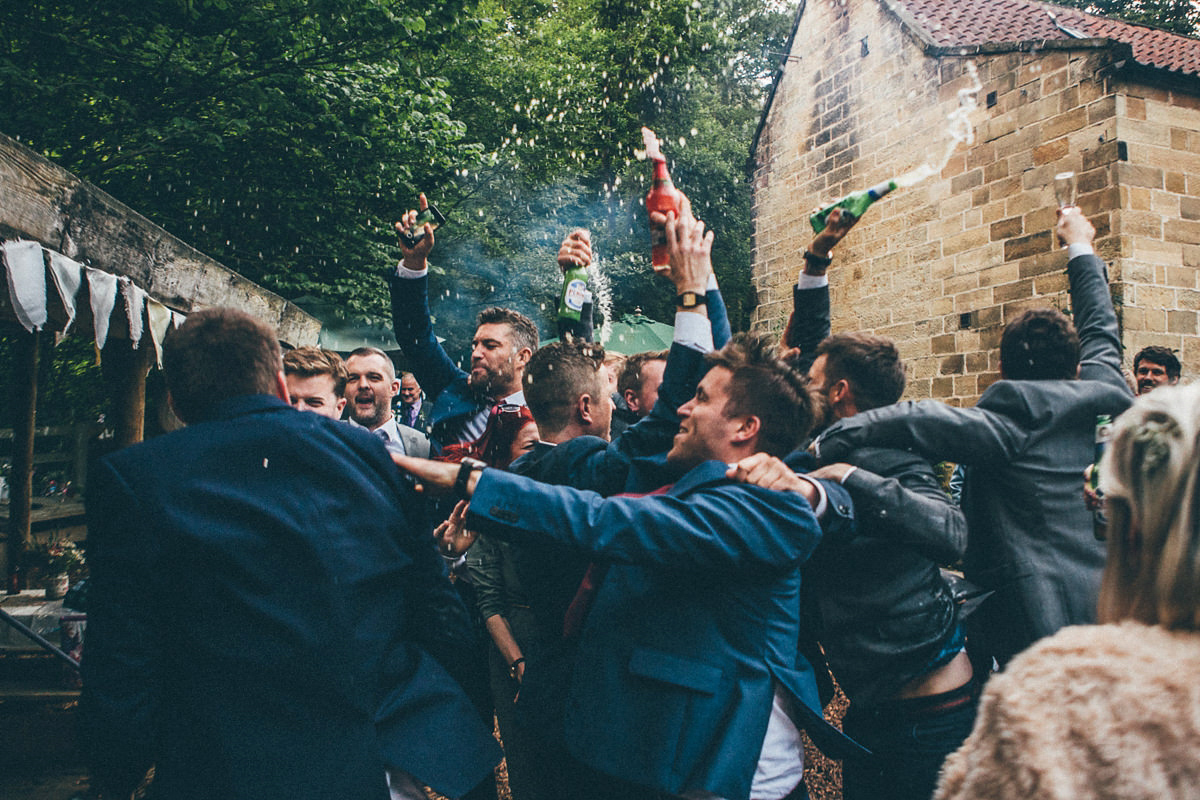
[639,126,665,162]
[896,62,982,188]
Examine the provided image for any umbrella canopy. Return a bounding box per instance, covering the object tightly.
[540,312,674,355]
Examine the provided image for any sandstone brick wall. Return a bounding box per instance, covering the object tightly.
[753,0,1200,404]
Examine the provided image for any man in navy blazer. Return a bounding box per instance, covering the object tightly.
[388,195,544,452]
[396,330,863,800]
[81,308,500,800]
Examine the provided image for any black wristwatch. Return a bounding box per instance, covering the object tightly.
[676,291,708,309]
[455,457,487,501]
[803,250,833,270]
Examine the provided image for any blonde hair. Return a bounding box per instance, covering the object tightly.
[1097,383,1200,630]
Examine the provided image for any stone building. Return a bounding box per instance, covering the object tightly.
[751,0,1200,403]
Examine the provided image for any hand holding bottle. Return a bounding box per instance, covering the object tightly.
[652,193,713,298]
[557,228,593,273]
[394,193,436,270]
[810,180,896,233]
[810,207,859,259]
[556,228,593,330]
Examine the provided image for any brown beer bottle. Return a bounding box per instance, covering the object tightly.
[646,157,680,267]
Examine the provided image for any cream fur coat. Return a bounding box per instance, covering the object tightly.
[935,622,1200,800]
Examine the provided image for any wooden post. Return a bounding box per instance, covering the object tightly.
[102,338,154,450]
[6,327,39,591]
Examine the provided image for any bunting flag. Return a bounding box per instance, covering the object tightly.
[86,266,119,349]
[147,297,173,367]
[3,240,48,332]
[120,277,146,349]
[47,250,84,336]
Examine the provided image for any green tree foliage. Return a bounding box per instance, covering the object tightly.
[1056,0,1198,36]
[425,0,793,352]
[1,0,485,317]
[1,0,794,366]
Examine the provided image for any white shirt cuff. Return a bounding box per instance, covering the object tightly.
[794,474,828,518]
[395,261,428,279]
[1066,242,1094,259]
[796,273,829,290]
[707,273,719,291]
[674,310,714,353]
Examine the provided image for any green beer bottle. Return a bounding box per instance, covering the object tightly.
[809,179,898,233]
[558,263,589,324]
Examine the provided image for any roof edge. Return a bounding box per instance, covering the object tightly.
[748,0,807,173]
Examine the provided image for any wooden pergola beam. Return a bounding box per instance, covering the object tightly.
[0,131,319,346]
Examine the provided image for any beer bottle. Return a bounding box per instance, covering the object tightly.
[810,179,898,233]
[558,263,589,324]
[646,157,681,267]
[1092,414,1113,540]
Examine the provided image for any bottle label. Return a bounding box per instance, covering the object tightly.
[564,278,588,312]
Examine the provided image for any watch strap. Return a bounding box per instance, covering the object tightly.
[676,291,707,309]
[455,457,486,501]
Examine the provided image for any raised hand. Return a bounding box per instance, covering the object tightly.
[650,193,713,295]
[394,192,435,270]
[434,500,478,557]
[557,228,593,273]
[809,206,858,259]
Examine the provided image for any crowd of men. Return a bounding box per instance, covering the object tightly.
[78,191,1182,800]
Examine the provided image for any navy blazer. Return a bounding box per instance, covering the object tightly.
[81,395,500,799]
[815,253,1134,664]
[468,461,848,800]
[388,270,489,449]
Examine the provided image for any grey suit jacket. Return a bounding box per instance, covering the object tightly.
[815,252,1133,665]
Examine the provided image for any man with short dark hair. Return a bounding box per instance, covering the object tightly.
[617,350,668,417]
[1132,344,1182,394]
[81,308,500,800]
[815,208,1135,668]
[284,346,348,419]
[779,212,973,800]
[388,196,546,454]
[524,341,615,442]
[345,346,431,458]
[395,332,860,800]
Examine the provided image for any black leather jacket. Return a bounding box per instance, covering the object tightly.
[803,445,967,708]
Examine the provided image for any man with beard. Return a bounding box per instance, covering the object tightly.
[388,195,586,455]
[344,346,431,458]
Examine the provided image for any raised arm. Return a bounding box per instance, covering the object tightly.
[783,207,859,370]
[1056,208,1130,393]
[555,228,595,343]
[614,196,721,458]
[387,193,466,402]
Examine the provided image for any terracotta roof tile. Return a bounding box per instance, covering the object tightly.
[896,0,1200,76]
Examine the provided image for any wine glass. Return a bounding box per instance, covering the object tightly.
[1054,171,1077,209]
